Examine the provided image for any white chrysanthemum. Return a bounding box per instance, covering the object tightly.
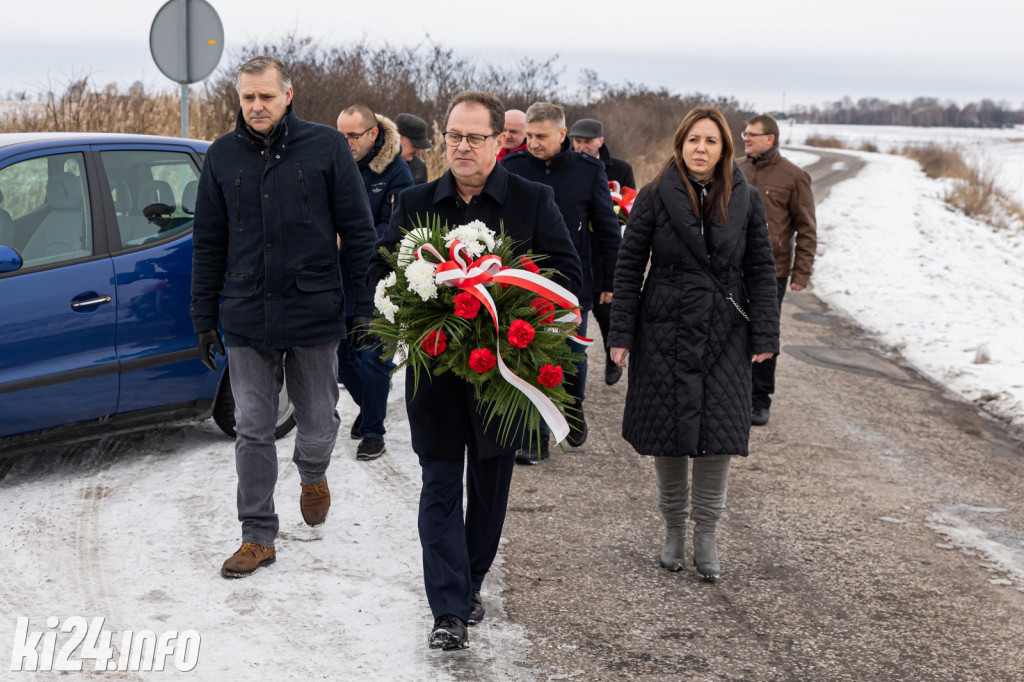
[405,259,438,301]
[398,227,432,265]
[444,221,497,258]
[374,276,398,322]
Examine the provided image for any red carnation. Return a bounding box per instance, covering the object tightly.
[519,256,540,274]
[420,329,448,356]
[453,291,481,319]
[507,319,536,348]
[531,297,556,323]
[537,364,563,388]
[469,348,497,374]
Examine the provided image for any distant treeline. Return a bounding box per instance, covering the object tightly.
[787,96,1024,128]
[0,36,747,185]
[7,36,1018,186]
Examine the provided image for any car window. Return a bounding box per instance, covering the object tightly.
[0,152,92,268]
[99,150,201,248]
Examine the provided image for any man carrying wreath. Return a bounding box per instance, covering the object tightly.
[369,90,582,651]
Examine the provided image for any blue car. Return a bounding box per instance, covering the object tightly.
[0,133,295,456]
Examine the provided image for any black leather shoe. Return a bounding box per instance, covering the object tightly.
[604,363,622,386]
[566,408,588,447]
[428,614,469,650]
[350,412,362,440]
[468,590,485,625]
[751,406,770,426]
[514,435,550,465]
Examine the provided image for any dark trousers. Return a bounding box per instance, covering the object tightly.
[592,296,613,366]
[336,338,394,440]
[418,451,516,622]
[540,311,588,438]
[752,277,788,409]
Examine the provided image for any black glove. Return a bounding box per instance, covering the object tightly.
[346,315,376,352]
[196,329,225,371]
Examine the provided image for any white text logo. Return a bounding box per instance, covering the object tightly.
[9,617,200,672]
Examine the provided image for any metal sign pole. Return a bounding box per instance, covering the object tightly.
[181,83,189,139]
[179,0,189,138]
[150,0,223,138]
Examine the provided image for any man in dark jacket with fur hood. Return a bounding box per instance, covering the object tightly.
[336,105,415,461]
[191,56,377,579]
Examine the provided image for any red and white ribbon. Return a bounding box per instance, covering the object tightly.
[609,181,638,215]
[414,239,587,443]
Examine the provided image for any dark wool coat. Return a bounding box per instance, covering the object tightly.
[502,148,621,310]
[608,162,780,457]
[191,106,377,347]
[598,144,636,191]
[369,164,583,461]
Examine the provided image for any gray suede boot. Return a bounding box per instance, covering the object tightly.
[691,455,731,582]
[654,457,689,571]
[692,530,720,582]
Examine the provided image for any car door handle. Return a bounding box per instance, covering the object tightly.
[70,294,112,310]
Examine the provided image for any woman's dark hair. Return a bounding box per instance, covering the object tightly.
[655,107,735,224]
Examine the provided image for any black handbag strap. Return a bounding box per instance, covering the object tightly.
[681,234,750,323]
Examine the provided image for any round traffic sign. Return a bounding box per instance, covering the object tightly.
[149,0,224,84]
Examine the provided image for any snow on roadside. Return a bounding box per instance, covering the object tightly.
[782,141,1024,589]
[800,145,1024,428]
[927,503,1024,593]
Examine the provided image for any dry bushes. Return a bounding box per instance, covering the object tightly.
[0,36,747,189]
[0,78,235,140]
[902,143,1024,230]
[901,143,971,180]
[804,134,847,149]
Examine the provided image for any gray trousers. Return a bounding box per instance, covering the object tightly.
[653,455,732,532]
[228,341,341,547]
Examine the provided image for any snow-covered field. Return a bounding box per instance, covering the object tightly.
[783,121,1024,209]
[779,124,1024,430]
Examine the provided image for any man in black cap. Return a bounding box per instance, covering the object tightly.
[569,117,635,386]
[395,113,433,185]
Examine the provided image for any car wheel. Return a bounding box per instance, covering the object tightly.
[212,365,297,440]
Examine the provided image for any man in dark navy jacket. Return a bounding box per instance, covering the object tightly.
[569,117,636,387]
[335,105,414,462]
[191,57,377,578]
[369,91,581,651]
[503,102,622,462]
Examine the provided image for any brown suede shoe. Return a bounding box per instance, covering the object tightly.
[300,477,330,527]
[221,542,276,579]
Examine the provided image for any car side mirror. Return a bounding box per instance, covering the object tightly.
[0,245,23,274]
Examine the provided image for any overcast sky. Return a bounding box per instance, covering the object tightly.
[4,0,1022,112]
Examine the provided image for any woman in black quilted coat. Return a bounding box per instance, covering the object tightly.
[608,107,779,581]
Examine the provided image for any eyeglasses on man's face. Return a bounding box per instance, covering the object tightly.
[344,126,376,141]
[740,131,771,139]
[442,131,500,149]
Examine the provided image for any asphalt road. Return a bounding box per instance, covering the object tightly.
[497,149,1024,681]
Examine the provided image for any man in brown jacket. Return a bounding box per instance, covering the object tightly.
[737,114,817,426]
